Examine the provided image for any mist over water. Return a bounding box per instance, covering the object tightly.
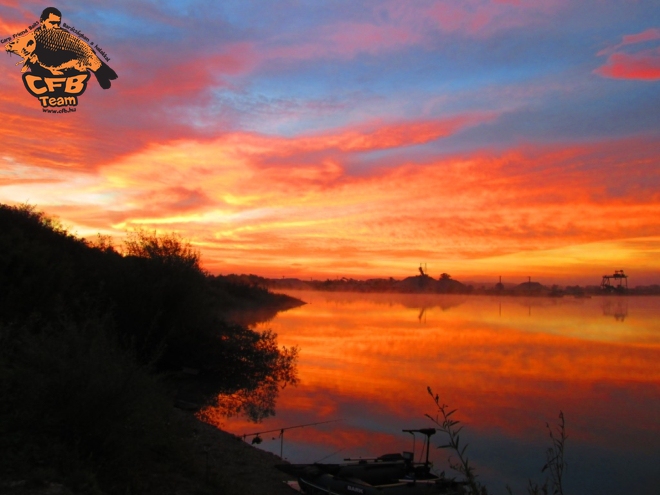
[206,291,660,495]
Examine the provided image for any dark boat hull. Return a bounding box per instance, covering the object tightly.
[279,458,421,486]
[277,429,463,494]
[297,473,463,495]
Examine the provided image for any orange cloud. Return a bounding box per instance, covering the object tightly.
[0,86,99,170]
[2,113,658,282]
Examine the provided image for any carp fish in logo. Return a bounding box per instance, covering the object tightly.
[8,29,118,88]
[4,7,117,108]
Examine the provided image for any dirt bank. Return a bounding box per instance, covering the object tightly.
[0,409,295,495]
[176,409,296,495]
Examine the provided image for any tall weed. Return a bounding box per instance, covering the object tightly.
[426,387,567,495]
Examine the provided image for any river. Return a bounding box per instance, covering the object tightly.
[204,291,660,494]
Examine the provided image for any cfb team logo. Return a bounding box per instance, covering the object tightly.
[3,7,117,112]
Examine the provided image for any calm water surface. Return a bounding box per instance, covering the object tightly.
[205,291,660,495]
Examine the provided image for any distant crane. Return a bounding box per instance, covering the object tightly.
[601,270,628,292]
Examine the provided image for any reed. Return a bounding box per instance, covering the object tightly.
[524,412,567,495]
[426,387,567,495]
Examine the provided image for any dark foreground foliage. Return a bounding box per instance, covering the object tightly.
[0,203,300,494]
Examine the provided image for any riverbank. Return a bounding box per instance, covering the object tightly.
[170,409,296,495]
[0,410,295,495]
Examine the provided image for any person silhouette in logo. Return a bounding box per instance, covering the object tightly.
[40,7,62,30]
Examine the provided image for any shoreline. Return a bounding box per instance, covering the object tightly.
[0,410,296,495]
[174,409,295,495]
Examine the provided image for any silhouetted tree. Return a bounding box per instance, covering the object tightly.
[0,202,300,493]
[124,228,201,272]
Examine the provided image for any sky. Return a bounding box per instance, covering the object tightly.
[1,0,659,284]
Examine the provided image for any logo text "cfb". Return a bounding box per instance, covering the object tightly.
[23,74,90,96]
[21,73,90,108]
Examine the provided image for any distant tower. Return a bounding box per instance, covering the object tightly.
[601,269,628,293]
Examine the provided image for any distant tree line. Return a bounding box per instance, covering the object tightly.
[265,275,659,296]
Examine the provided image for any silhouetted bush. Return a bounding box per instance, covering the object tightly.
[0,203,300,493]
[0,203,299,399]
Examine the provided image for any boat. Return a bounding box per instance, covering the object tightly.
[277,428,465,494]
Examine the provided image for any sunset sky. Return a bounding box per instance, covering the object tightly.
[1,0,659,284]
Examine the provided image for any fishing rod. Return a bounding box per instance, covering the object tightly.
[314,448,346,463]
[242,419,341,459]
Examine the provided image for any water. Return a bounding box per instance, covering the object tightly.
[204,291,660,494]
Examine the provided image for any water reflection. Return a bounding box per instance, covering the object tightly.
[198,326,299,424]
[206,292,660,495]
[601,300,629,321]
[201,380,283,423]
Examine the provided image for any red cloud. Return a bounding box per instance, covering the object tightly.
[119,42,257,100]
[1,19,30,35]
[595,48,660,81]
[595,28,660,80]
